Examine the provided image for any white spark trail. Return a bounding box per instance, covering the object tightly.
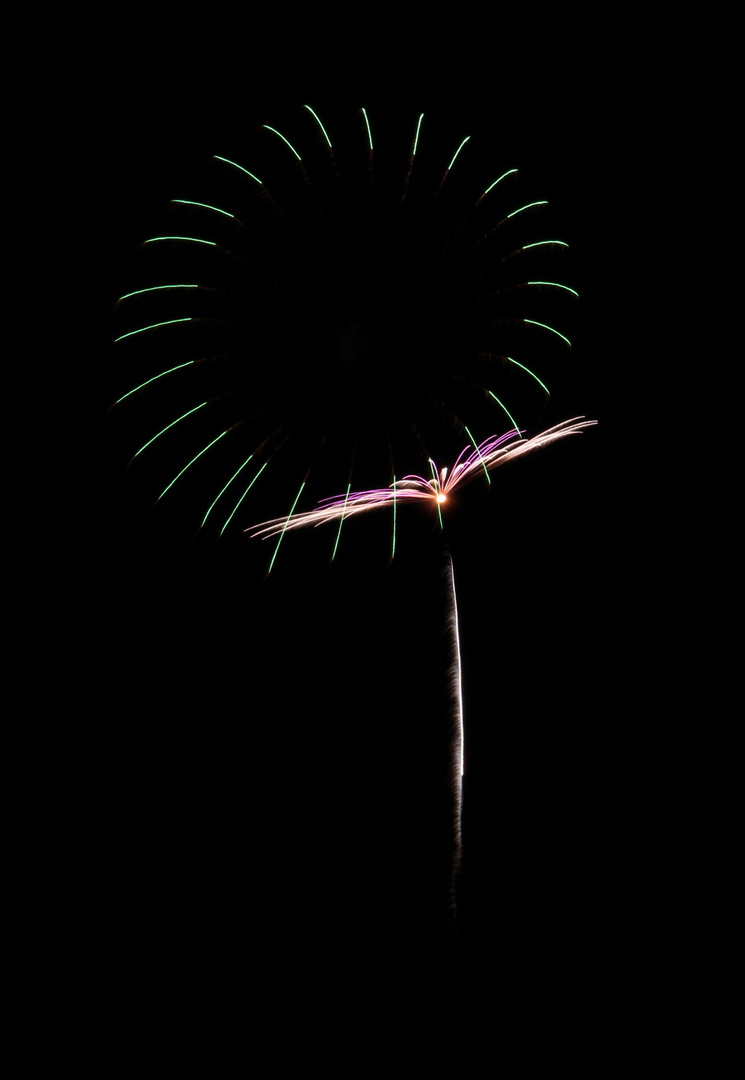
[444,549,464,926]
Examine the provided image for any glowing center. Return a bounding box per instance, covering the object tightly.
[436,493,446,504]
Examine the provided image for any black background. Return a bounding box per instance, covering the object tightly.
[34,15,730,1075]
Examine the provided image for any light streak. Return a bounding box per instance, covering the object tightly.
[115,362,193,402]
[481,168,518,198]
[144,236,217,247]
[268,481,306,573]
[303,104,332,147]
[412,113,424,155]
[262,125,302,160]
[444,549,464,922]
[133,401,208,458]
[157,430,227,501]
[114,317,191,342]
[445,551,464,778]
[361,108,373,151]
[118,284,199,300]
[212,155,262,185]
[447,135,471,171]
[172,199,235,218]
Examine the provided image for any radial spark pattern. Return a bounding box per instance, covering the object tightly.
[112,105,579,556]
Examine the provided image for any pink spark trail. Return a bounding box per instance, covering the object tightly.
[247,418,596,539]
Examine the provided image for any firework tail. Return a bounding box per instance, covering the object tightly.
[444,548,464,937]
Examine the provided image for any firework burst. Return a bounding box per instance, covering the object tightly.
[111,104,580,554]
[248,418,595,541]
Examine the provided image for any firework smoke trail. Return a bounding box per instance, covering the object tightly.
[444,549,464,928]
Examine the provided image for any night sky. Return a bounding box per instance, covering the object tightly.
[41,20,729,1075]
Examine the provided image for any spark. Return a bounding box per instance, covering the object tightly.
[411,113,424,155]
[262,125,302,160]
[118,284,199,301]
[114,317,191,343]
[481,168,518,198]
[172,199,235,218]
[361,108,373,150]
[303,104,333,147]
[212,155,262,185]
[144,236,217,247]
[447,136,471,172]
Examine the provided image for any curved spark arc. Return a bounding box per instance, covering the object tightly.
[247,419,596,540]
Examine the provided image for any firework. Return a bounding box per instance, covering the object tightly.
[112,105,595,938]
[112,105,579,554]
[248,418,596,541]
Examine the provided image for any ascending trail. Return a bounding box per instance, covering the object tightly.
[444,548,464,929]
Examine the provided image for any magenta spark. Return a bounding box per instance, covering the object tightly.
[248,417,596,540]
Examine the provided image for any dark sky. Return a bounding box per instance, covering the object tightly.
[41,21,729,1074]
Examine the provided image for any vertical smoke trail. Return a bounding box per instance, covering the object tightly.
[444,548,464,928]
